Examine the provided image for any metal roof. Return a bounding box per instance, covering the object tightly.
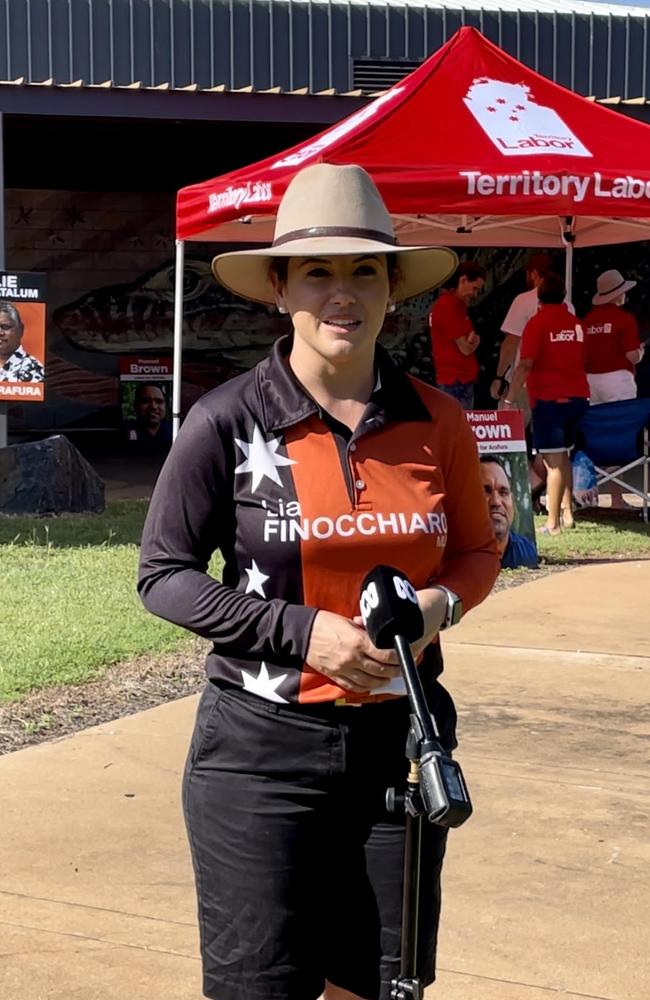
[1,0,650,103]
[307,0,650,12]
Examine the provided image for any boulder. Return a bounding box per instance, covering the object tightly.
[0,435,105,516]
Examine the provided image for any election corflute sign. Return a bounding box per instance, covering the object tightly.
[0,272,47,404]
[466,409,538,571]
[119,356,173,454]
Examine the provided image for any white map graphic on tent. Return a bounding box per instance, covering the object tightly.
[463,78,591,158]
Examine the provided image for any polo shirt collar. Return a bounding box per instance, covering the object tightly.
[257,334,431,433]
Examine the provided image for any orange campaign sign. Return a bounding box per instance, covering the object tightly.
[0,272,47,404]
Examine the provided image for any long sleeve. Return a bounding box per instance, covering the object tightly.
[434,405,500,610]
[137,398,316,664]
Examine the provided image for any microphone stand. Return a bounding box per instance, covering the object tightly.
[388,635,445,1000]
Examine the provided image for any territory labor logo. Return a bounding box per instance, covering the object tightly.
[463,78,592,158]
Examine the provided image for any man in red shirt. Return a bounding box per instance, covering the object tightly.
[582,269,645,404]
[428,261,485,409]
[504,273,588,536]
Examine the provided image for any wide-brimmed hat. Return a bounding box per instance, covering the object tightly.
[592,269,637,305]
[212,164,457,305]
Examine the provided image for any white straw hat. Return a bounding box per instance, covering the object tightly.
[212,164,457,305]
[592,269,636,305]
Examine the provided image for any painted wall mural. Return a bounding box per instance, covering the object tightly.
[6,187,650,434]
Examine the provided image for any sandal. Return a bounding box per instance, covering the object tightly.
[538,525,562,537]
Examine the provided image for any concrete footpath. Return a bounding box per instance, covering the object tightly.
[1,561,649,1000]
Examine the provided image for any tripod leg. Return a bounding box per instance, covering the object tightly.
[392,783,423,1000]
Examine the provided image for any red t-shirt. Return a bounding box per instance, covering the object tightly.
[520,303,589,404]
[428,290,479,385]
[582,304,640,374]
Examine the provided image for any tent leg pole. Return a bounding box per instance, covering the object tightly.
[564,240,574,304]
[172,239,185,441]
[0,112,7,450]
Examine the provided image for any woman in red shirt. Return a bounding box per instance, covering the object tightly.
[582,269,644,405]
[428,261,485,409]
[505,273,588,536]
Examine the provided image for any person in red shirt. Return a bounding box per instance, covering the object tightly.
[582,269,645,405]
[428,261,485,409]
[505,273,588,536]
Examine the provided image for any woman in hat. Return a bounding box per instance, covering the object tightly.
[138,163,499,1000]
[582,269,644,405]
[580,270,645,509]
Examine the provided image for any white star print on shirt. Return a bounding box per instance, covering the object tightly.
[241,662,289,703]
[245,559,269,598]
[234,422,296,492]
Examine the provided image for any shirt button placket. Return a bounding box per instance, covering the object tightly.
[347,441,365,505]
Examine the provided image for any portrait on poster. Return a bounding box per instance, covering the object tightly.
[0,272,47,404]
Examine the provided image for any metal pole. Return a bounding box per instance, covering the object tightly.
[0,112,7,449]
[562,216,574,306]
[172,239,185,441]
[564,240,574,304]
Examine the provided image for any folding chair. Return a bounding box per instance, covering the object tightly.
[578,397,650,522]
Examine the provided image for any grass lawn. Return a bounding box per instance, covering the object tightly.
[0,501,221,703]
[1,500,648,704]
[534,510,650,560]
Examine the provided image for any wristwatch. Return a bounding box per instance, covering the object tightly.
[435,586,464,630]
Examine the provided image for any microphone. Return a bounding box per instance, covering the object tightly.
[359,565,424,649]
[359,565,472,829]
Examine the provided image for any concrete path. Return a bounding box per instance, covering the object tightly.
[1,561,648,1000]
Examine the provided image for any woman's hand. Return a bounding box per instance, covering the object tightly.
[352,587,448,661]
[306,610,401,693]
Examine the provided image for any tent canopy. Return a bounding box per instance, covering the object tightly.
[177,26,650,249]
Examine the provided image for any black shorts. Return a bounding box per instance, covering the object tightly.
[183,675,457,1000]
[531,397,589,454]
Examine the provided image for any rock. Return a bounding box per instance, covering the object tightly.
[0,435,105,515]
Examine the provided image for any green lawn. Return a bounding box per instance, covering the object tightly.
[1,500,647,703]
[0,501,220,703]
[534,511,650,560]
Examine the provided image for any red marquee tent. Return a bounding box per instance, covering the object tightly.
[171,25,650,433]
[177,25,650,250]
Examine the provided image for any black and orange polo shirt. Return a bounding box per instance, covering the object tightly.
[138,336,499,704]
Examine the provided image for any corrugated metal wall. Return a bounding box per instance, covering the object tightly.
[0,0,648,99]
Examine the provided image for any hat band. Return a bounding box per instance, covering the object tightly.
[272,226,398,248]
[599,278,627,295]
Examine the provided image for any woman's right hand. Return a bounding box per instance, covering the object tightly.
[305,610,401,693]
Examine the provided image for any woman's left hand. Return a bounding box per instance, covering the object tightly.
[353,586,448,658]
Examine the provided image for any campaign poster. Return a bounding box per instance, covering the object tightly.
[466,409,538,571]
[119,356,173,455]
[0,271,47,403]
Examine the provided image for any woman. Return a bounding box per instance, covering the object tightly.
[138,163,500,1000]
[581,269,645,510]
[504,273,589,536]
[583,268,644,405]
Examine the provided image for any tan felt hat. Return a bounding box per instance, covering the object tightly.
[592,269,637,305]
[212,163,457,305]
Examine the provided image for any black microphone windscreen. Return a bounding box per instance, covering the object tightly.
[359,565,424,649]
